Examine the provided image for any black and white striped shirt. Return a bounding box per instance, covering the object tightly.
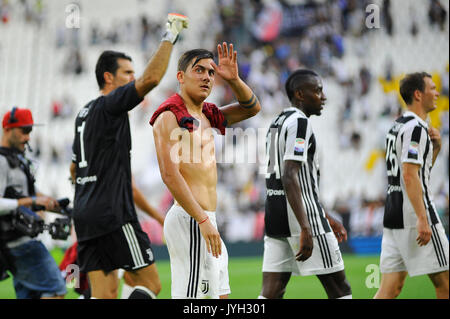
[384,111,441,229]
[265,107,331,237]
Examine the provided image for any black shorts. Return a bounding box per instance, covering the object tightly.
[77,222,155,273]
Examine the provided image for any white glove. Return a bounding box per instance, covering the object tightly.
[162,13,188,44]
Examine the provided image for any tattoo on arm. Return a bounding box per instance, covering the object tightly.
[238,93,259,109]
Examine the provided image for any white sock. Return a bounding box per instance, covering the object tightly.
[337,294,352,299]
[120,283,134,299]
[258,295,267,299]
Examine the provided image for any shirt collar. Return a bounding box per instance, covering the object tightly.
[285,106,307,118]
[404,111,428,128]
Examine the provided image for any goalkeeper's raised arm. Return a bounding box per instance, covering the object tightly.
[135,13,188,98]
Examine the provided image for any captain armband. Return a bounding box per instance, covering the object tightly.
[238,93,259,109]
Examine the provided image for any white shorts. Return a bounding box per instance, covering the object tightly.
[262,232,345,276]
[163,205,230,299]
[380,223,449,277]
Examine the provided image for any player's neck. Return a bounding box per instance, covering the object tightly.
[293,104,309,117]
[179,92,204,116]
[0,136,10,148]
[407,104,427,121]
[100,84,116,96]
[100,89,111,96]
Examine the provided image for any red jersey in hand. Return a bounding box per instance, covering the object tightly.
[149,93,227,135]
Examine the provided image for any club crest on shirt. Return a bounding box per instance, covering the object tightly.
[146,248,154,262]
[335,249,342,263]
[201,280,210,294]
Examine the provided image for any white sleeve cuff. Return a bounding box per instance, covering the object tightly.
[283,155,306,163]
[0,198,19,216]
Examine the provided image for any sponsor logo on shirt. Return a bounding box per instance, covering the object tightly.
[77,107,90,118]
[76,175,97,185]
[408,141,419,159]
[266,189,285,196]
[294,138,305,153]
[408,141,419,154]
[387,185,402,194]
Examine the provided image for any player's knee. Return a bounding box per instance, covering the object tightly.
[142,276,162,295]
[433,280,449,298]
[277,287,287,299]
[376,279,404,299]
[110,287,119,299]
[260,290,278,299]
[95,288,118,299]
[321,272,352,299]
[432,274,449,288]
[261,283,286,299]
[328,286,351,299]
[433,280,447,290]
[132,282,161,296]
[124,272,161,295]
[381,279,404,298]
[435,285,449,297]
[336,279,352,298]
[139,279,161,296]
[392,282,404,298]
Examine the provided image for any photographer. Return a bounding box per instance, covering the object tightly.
[0,107,66,299]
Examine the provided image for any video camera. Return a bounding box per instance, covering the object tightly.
[12,198,72,240]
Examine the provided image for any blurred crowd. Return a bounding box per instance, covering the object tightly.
[207,0,449,241]
[1,0,45,26]
[211,0,449,241]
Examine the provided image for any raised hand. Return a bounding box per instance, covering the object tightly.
[211,42,239,83]
[162,13,189,44]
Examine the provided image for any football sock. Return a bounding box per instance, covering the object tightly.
[128,285,156,299]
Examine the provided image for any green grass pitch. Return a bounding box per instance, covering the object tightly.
[0,249,437,299]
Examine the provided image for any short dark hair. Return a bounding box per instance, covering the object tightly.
[95,50,132,89]
[399,72,432,105]
[178,49,214,72]
[285,69,319,102]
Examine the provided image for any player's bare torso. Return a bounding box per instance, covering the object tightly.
[174,111,218,212]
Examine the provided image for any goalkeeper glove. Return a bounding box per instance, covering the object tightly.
[162,13,188,44]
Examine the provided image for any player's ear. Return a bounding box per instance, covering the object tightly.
[413,89,422,103]
[176,71,184,84]
[294,89,304,102]
[103,71,114,86]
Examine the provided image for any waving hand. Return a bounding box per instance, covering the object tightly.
[211,42,239,83]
